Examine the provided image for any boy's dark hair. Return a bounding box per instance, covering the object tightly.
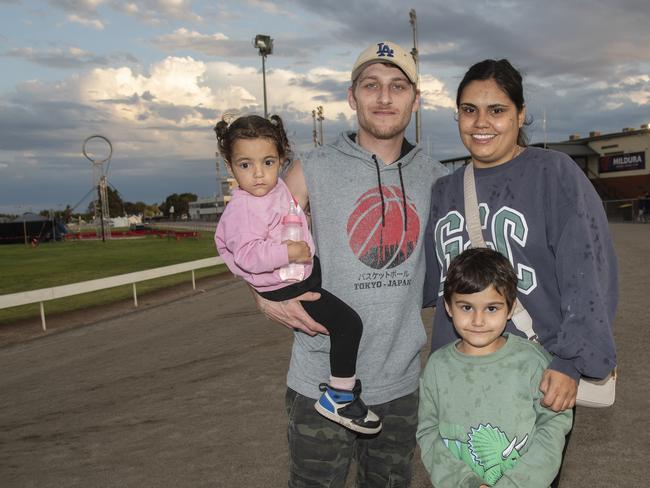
[443,248,518,311]
[213,114,291,164]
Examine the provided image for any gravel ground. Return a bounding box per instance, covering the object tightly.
[0,223,647,487]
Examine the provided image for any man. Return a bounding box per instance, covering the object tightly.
[254,41,448,486]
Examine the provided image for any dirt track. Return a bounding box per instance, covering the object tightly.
[0,223,647,487]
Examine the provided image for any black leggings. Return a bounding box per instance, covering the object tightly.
[259,257,362,378]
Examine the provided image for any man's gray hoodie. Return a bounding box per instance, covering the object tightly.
[287,131,448,405]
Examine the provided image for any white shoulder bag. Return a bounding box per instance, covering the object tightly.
[463,163,616,408]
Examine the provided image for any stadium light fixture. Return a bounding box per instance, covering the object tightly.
[253,34,274,118]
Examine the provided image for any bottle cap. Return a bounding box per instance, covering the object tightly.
[282,200,302,225]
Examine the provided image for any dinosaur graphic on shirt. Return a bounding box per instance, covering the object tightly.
[443,423,529,485]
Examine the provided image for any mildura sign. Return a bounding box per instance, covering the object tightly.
[599,151,646,173]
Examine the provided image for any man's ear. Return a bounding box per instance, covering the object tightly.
[347,87,357,111]
[412,88,421,113]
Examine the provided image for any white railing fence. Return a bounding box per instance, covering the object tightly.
[0,257,225,331]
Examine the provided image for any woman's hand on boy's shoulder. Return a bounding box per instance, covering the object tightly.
[539,369,578,412]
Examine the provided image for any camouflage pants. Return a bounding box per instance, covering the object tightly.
[285,388,418,488]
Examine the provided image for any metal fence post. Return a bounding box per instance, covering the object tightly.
[40,302,47,331]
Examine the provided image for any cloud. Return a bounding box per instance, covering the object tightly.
[605,75,650,107]
[0,50,477,204]
[151,28,324,61]
[288,0,650,85]
[108,0,203,23]
[245,0,294,17]
[419,75,455,110]
[48,0,107,29]
[282,0,650,148]
[47,0,204,25]
[80,57,217,123]
[0,76,218,210]
[4,46,137,69]
[155,28,228,44]
[0,54,364,210]
[49,0,105,15]
[4,0,650,211]
[67,13,105,29]
[151,29,250,57]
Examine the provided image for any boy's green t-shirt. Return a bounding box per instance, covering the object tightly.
[417,334,573,488]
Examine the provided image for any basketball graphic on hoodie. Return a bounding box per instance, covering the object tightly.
[347,186,420,269]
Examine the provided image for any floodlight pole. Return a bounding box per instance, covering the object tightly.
[261,54,268,118]
[409,9,421,145]
[254,35,274,119]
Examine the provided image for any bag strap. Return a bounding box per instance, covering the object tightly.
[462,164,539,342]
[462,163,485,247]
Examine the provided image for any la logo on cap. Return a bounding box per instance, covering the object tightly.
[376,42,395,58]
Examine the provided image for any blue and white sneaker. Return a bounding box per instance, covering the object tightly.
[314,380,382,435]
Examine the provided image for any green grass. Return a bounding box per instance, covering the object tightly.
[0,230,228,324]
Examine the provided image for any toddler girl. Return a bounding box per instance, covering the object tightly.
[214,114,381,434]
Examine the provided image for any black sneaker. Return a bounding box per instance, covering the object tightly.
[314,380,382,435]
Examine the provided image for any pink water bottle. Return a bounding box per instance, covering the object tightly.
[279,201,305,282]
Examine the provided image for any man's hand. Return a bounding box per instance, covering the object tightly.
[539,369,578,412]
[252,288,328,336]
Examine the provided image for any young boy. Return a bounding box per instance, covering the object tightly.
[417,248,573,488]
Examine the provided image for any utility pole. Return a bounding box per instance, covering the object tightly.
[409,9,421,144]
[543,108,548,149]
[317,106,324,145]
[312,109,318,147]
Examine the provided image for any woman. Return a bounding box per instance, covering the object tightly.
[422,59,618,486]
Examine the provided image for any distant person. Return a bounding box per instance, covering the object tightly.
[424,59,618,487]
[214,114,381,435]
[417,248,573,487]
[251,41,448,486]
[638,190,649,223]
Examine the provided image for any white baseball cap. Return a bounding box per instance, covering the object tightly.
[351,41,417,84]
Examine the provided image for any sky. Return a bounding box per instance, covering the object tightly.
[1,0,650,214]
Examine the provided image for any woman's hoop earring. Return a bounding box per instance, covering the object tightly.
[453,112,459,122]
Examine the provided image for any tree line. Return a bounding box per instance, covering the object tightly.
[3,189,199,223]
[94,188,199,220]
